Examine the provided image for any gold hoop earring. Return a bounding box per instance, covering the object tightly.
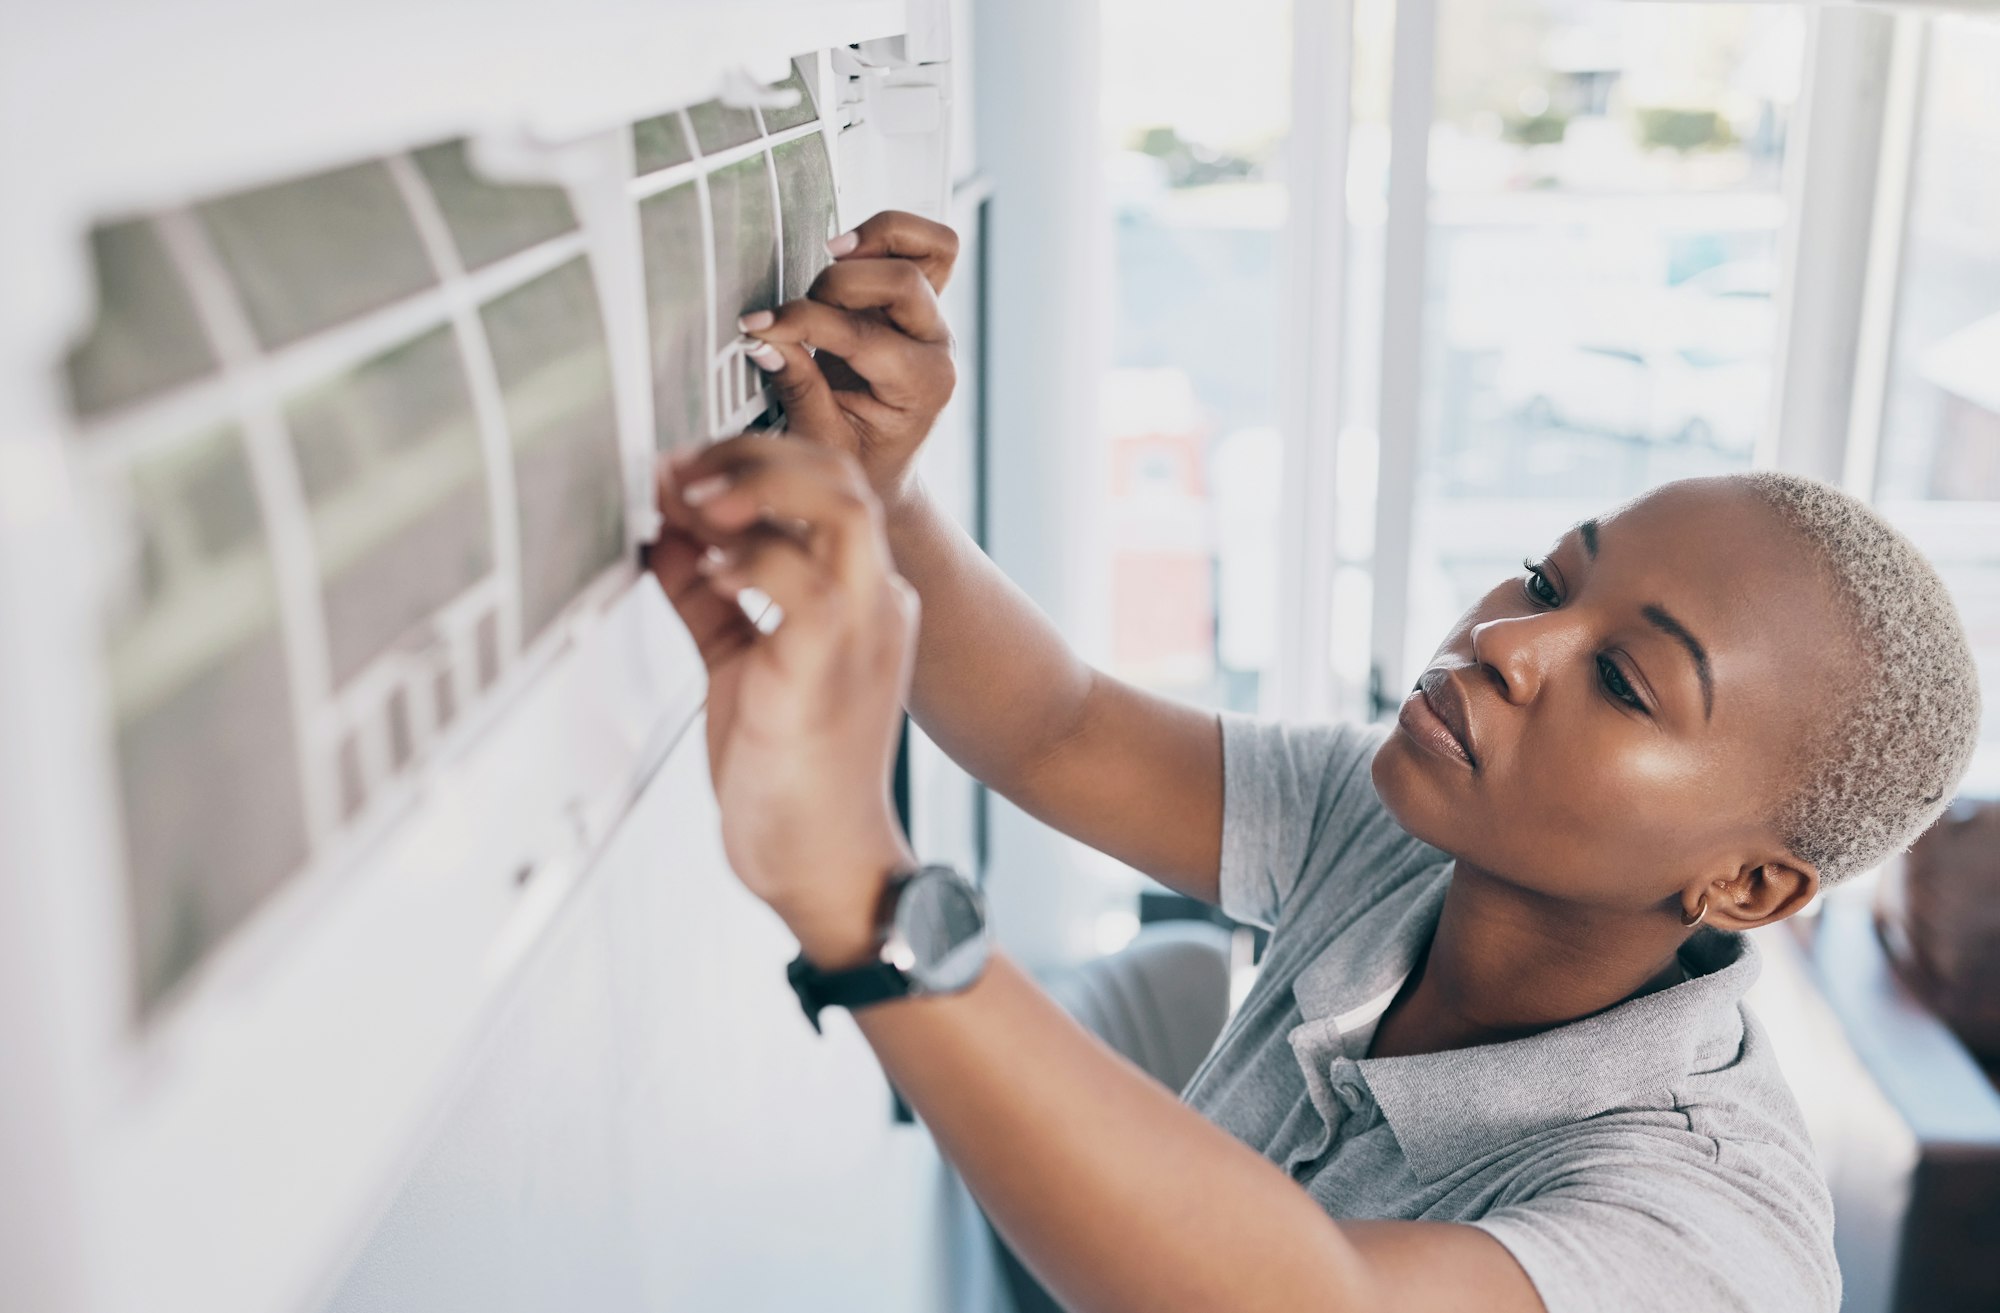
[1680,894,1708,929]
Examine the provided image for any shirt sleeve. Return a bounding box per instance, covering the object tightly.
[1215,714,1390,929]
[1468,1132,1840,1313]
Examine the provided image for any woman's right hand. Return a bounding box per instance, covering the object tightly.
[737,210,960,508]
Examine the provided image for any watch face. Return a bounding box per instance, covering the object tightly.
[895,866,989,994]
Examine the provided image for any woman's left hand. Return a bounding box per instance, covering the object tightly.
[651,435,919,966]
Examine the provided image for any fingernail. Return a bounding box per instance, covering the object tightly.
[682,476,731,506]
[746,342,784,371]
[738,310,775,332]
[696,544,731,573]
[827,231,860,257]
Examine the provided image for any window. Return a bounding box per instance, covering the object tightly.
[1388,1,1805,695]
[1870,16,2000,793]
[1100,0,1292,713]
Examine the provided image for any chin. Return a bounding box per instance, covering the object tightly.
[1369,729,1475,858]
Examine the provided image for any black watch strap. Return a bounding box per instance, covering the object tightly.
[786,954,910,1034]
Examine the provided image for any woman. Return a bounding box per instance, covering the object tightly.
[650,213,1980,1313]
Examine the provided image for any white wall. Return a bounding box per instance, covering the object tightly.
[318,726,971,1312]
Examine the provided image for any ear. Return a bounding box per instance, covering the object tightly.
[1698,857,1820,931]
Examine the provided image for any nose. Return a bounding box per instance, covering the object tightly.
[1469,612,1561,706]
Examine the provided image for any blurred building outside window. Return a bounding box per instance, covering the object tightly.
[1099,0,1813,723]
[1392,0,1807,694]
[1100,0,1291,719]
[1087,0,1291,950]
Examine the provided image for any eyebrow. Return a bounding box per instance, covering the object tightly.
[1641,604,1713,720]
[1568,519,1711,718]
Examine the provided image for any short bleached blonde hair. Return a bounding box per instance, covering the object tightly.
[1732,471,1981,884]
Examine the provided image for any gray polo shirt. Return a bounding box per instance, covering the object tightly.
[1182,715,1839,1313]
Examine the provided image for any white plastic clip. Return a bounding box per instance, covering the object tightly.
[718,66,804,114]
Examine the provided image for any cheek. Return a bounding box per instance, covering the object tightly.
[1377,702,1730,902]
[1496,715,1725,893]
[1518,722,1691,836]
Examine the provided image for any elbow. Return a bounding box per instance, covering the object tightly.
[1004,663,1103,797]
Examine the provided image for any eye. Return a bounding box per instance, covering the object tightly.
[1522,558,1560,608]
[1597,654,1647,712]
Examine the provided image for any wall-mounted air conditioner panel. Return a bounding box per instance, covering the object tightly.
[0,4,955,1312]
[0,2,909,239]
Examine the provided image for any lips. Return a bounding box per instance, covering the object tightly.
[1417,668,1478,767]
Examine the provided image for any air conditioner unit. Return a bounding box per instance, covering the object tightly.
[0,4,953,1312]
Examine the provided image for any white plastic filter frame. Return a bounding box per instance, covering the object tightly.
[90,100,842,1036]
[71,65,858,996]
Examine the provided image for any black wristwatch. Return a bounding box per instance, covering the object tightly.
[787,864,989,1033]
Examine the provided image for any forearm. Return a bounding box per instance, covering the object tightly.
[883,484,1225,895]
[884,482,1095,793]
[856,954,1378,1313]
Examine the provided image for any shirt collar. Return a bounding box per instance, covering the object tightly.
[1289,864,1450,1024]
[1367,929,1758,1182]
[1289,872,1762,1184]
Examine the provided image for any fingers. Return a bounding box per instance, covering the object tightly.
[742,296,954,413]
[740,335,847,440]
[808,259,950,344]
[643,521,756,669]
[741,300,877,367]
[696,524,918,665]
[832,211,960,293]
[659,441,918,726]
[695,527,828,627]
[674,442,906,666]
[669,435,887,593]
